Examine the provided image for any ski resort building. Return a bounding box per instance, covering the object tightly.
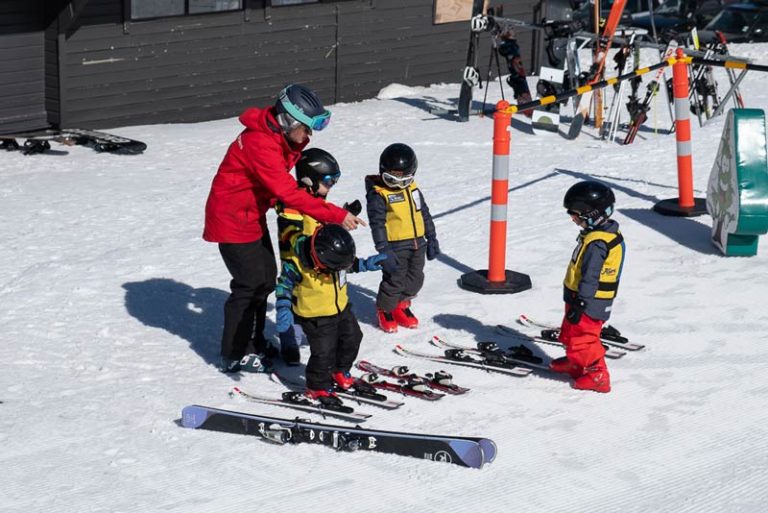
[0,0,537,134]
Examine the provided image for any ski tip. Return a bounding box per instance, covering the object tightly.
[181,405,210,429]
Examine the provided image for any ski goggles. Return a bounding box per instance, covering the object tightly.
[381,171,414,189]
[321,172,341,188]
[278,92,332,131]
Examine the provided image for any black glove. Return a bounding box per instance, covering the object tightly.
[343,199,362,217]
[426,237,441,261]
[566,299,586,325]
[379,247,400,274]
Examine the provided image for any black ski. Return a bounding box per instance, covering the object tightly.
[181,405,495,469]
[457,0,485,121]
[517,314,643,351]
[357,372,445,401]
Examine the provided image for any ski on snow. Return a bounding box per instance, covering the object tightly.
[270,372,405,410]
[495,323,626,359]
[356,360,471,395]
[394,344,533,377]
[517,314,643,351]
[229,386,371,423]
[181,405,496,469]
[430,336,553,373]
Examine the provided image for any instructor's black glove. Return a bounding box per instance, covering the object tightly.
[566,299,586,325]
[343,199,362,216]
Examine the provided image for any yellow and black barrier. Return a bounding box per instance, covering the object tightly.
[502,57,691,116]
[690,57,768,74]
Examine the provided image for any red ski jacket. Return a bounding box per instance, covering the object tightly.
[203,107,347,243]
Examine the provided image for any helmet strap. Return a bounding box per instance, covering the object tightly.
[309,229,327,272]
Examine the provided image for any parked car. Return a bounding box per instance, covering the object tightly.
[700,2,768,42]
[630,0,729,34]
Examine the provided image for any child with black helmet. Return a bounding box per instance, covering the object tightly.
[275,148,363,365]
[551,180,625,393]
[365,143,440,333]
[274,223,386,407]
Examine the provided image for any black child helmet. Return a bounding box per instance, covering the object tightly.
[563,180,615,227]
[379,143,418,189]
[296,148,341,196]
[309,224,356,272]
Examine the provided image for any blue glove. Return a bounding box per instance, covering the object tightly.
[356,253,387,272]
[379,248,400,274]
[275,298,294,333]
[426,237,441,261]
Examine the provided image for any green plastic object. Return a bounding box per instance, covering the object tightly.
[706,108,768,256]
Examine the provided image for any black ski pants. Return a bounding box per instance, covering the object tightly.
[218,232,276,360]
[377,243,426,313]
[298,305,363,390]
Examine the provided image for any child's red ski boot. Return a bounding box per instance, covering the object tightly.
[377,308,399,333]
[304,388,344,407]
[549,356,582,379]
[332,371,356,390]
[572,358,611,393]
[392,300,419,329]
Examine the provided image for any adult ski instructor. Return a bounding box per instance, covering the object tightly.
[204,84,366,373]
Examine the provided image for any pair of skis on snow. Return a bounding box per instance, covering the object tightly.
[0,128,147,155]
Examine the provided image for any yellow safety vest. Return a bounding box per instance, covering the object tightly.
[288,253,349,318]
[277,207,320,260]
[563,230,625,300]
[372,182,426,241]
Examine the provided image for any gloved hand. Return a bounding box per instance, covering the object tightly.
[275,298,294,333]
[426,237,441,261]
[565,298,586,325]
[343,199,362,217]
[356,253,387,272]
[379,247,400,274]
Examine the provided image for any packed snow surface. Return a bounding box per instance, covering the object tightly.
[2,44,768,513]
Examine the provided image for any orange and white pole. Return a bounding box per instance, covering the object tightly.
[672,48,695,208]
[488,100,511,282]
[458,100,531,294]
[654,48,705,216]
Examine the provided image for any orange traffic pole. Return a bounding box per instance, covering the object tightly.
[459,101,531,295]
[653,49,707,217]
[488,101,511,282]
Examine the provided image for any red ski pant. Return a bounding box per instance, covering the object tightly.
[559,304,606,369]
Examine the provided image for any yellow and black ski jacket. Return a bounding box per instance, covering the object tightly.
[364,174,436,251]
[562,219,625,321]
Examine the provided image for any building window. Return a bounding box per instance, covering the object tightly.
[271,0,320,6]
[131,0,242,20]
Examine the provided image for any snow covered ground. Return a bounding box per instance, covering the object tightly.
[3,44,768,513]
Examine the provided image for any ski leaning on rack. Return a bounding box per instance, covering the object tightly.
[394,344,533,377]
[517,314,643,351]
[356,360,471,395]
[495,323,626,359]
[229,386,371,423]
[624,42,677,145]
[430,336,553,372]
[457,0,486,121]
[567,0,627,139]
[270,373,404,410]
[181,405,496,469]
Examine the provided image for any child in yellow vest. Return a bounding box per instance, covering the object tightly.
[550,181,625,393]
[365,143,440,333]
[274,223,385,407]
[275,148,362,365]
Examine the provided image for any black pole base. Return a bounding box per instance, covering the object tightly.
[458,269,532,295]
[653,197,708,217]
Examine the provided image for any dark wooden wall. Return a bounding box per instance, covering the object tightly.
[0,0,48,133]
[2,0,539,132]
